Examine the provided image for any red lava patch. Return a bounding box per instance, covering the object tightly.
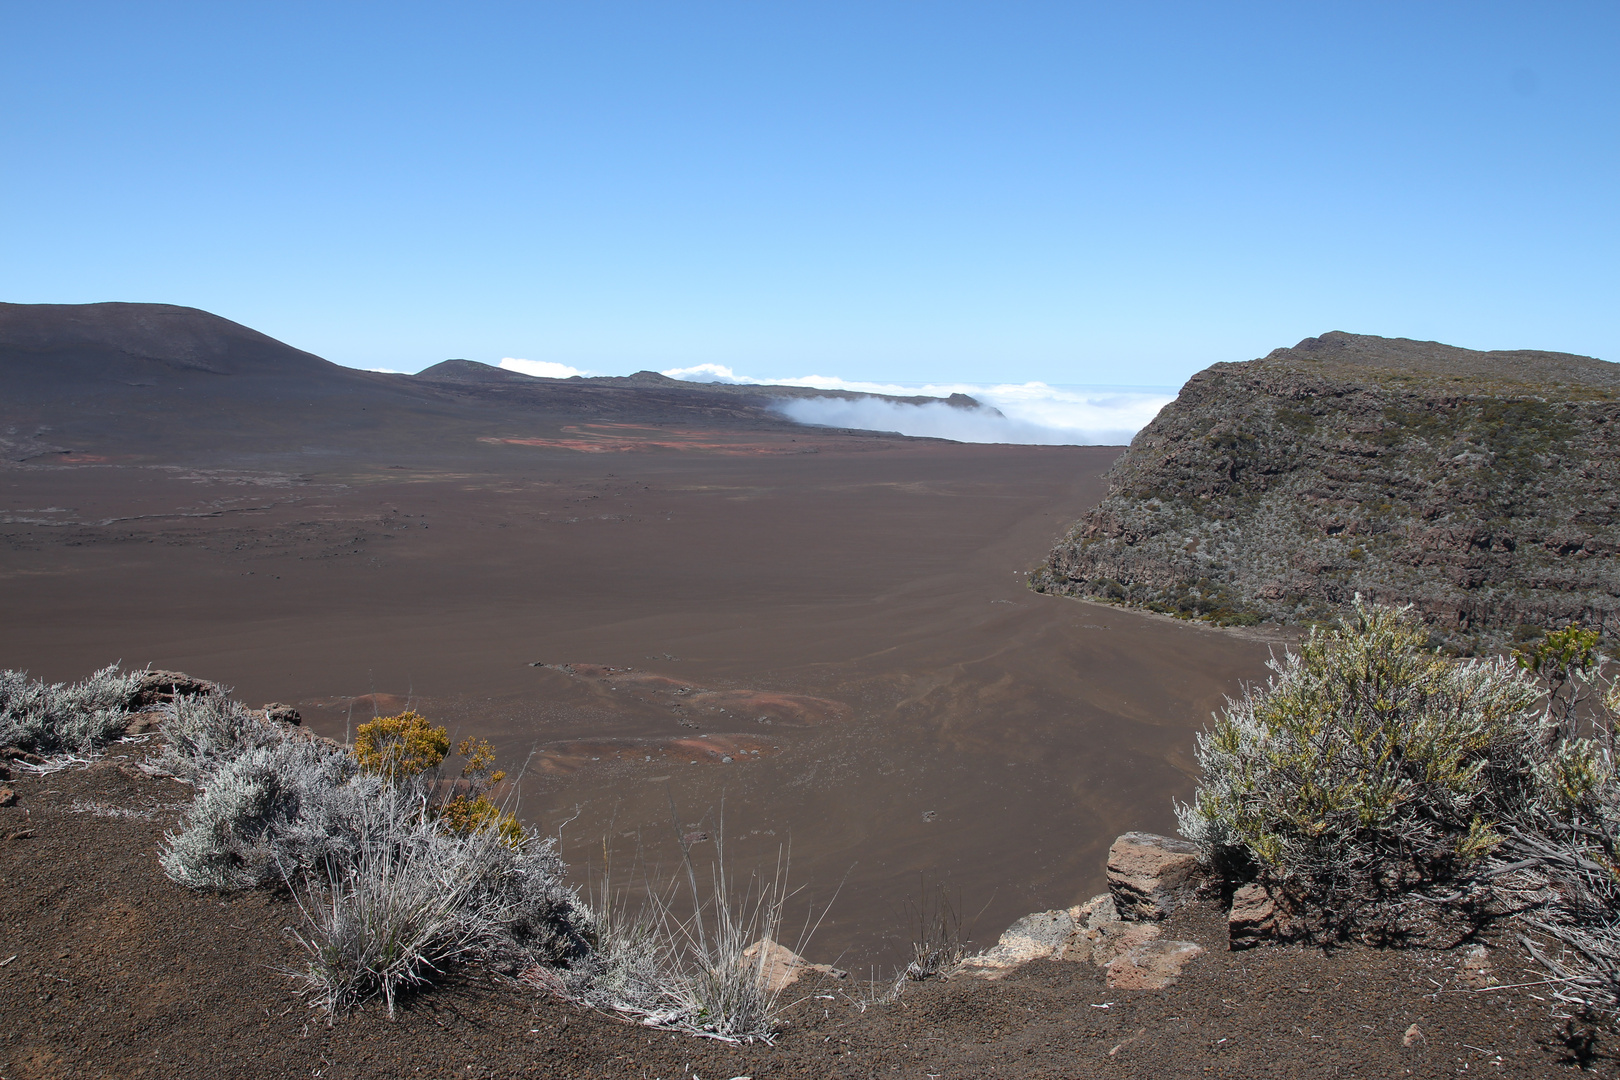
[532,733,778,774]
[482,424,823,456]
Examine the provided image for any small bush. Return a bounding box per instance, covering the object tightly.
[159,691,592,1015]
[1177,597,1545,924]
[353,711,450,779]
[0,664,143,755]
[569,809,804,1042]
[291,800,507,1017]
[160,691,277,782]
[161,737,380,890]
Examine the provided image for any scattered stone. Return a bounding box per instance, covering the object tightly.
[1108,831,1203,920]
[741,938,847,993]
[1459,944,1496,988]
[0,788,16,807]
[262,703,301,726]
[1403,1023,1425,1047]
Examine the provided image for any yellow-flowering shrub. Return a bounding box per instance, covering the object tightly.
[353,711,450,779]
[436,794,525,846]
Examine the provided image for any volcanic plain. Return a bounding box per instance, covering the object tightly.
[0,302,1279,964]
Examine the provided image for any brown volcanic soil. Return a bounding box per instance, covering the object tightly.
[0,432,1277,965]
[0,745,1606,1079]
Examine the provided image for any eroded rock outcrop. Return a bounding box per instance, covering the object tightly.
[960,834,1208,988]
[1033,332,1620,647]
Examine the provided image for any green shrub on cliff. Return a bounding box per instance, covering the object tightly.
[1176,597,1547,919]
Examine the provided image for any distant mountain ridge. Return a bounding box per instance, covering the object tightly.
[415,358,993,410]
[0,302,973,464]
[1033,332,1620,648]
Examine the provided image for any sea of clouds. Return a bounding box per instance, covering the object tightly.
[496,358,1176,446]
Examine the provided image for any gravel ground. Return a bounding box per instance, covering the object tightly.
[1,742,1611,1079]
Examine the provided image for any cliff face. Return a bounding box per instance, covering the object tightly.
[1033,332,1620,647]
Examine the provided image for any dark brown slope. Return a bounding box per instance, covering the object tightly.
[1035,331,1620,646]
[0,303,873,465]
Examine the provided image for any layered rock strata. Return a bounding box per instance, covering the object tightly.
[1033,332,1620,646]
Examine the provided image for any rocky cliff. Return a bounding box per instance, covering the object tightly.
[1032,332,1620,648]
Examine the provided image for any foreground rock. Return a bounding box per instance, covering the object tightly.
[1034,331,1620,645]
[131,669,217,708]
[741,938,847,993]
[960,892,1206,989]
[1108,831,1202,920]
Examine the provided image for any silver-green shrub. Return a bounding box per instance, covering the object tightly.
[0,664,143,754]
[156,686,593,1014]
[160,735,380,889]
[1176,597,1546,920]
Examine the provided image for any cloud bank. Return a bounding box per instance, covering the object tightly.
[499,357,593,379]
[660,365,1173,446]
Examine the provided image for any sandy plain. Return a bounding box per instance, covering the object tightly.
[0,425,1278,966]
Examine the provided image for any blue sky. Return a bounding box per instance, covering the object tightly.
[2,2,1615,388]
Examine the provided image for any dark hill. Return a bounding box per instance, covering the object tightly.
[0,302,343,379]
[0,303,932,464]
[1033,331,1620,648]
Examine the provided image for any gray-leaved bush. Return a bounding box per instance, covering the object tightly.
[156,686,594,1014]
[0,664,143,754]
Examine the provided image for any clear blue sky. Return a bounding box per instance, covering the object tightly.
[1,2,1614,385]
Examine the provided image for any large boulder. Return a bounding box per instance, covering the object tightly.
[1108,831,1203,920]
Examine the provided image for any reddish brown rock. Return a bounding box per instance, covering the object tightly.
[0,787,16,807]
[741,938,846,993]
[262,703,302,726]
[1107,831,1203,920]
[131,670,215,708]
[1228,882,1278,949]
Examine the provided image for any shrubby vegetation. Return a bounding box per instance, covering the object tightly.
[0,664,795,1038]
[1179,599,1620,1017]
[152,697,590,1014]
[1176,598,1543,919]
[0,664,144,755]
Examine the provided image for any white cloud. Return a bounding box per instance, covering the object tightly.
[657,365,1172,445]
[658,363,754,383]
[771,391,1168,445]
[498,357,593,379]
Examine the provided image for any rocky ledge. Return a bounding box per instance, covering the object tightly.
[1033,332,1620,647]
[959,832,1209,989]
